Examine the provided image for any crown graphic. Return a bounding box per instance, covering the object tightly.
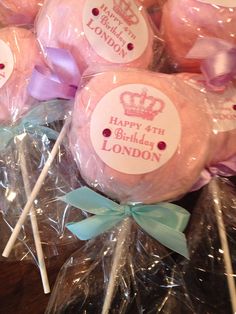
[113,0,139,26]
[120,90,165,121]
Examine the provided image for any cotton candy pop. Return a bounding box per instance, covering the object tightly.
[203,82,236,165]
[0,0,43,26]
[69,70,212,204]
[161,0,236,72]
[0,27,42,124]
[179,73,236,164]
[36,0,154,72]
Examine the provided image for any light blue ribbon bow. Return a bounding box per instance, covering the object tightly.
[0,100,71,151]
[60,187,190,258]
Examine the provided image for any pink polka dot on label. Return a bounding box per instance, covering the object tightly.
[0,64,5,70]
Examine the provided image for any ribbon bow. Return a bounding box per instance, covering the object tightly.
[0,100,71,151]
[60,187,190,258]
[28,47,81,101]
[186,37,236,88]
[191,155,236,191]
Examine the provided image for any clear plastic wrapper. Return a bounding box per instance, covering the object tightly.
[183,177,236,314]
[160,0,236,72]
[0,0,44,26]
[0,101,82,263]
[46,220,195,314]
[36,0,164,73]
[69,68,213,204]
[0,26,43,124]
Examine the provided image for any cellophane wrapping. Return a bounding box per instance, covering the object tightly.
[182,177,236,314]
[46,218,195,314]
[0,102,82,263]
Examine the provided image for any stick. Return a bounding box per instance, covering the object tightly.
[102,218,131,314]
[209,178,236,314]
[18,139,50,294]
[2,118,71,258]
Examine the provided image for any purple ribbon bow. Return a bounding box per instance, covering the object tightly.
[191,155,236,191]
[186,37,236,88]
[28,48,81,101]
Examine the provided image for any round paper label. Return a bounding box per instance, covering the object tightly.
[90,84,181,175]
[0,39,14,89]
[196,0,236,7]
[83,0,149,63]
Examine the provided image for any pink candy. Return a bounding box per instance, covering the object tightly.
[70,70,212,204]
[36,0,154,72]
[179,73,236,164]
[0,27,42,124]
[161,0,236,72]
[0,0,43,26]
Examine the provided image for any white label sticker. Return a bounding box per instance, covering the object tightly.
[83,0,149,63]
[90,84,181,175]
[0,39,14,89]
[196,0,236,7]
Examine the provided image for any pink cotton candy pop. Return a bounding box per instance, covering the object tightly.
[0,0,43,26]
[209,87,236,164]
[179,73,236,164]
[0,27,42,124]
[36,0,154,72]
[161,0,236,72]
[69,70,212,204]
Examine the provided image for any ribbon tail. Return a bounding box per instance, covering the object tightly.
[66,214,124,240]
[59,187,120,215]
[134,215,189,259]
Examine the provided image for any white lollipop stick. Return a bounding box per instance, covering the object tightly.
[102,218,131,314]
[18,139,50,294]
[209,178,236,314]
[2,118,71,258]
